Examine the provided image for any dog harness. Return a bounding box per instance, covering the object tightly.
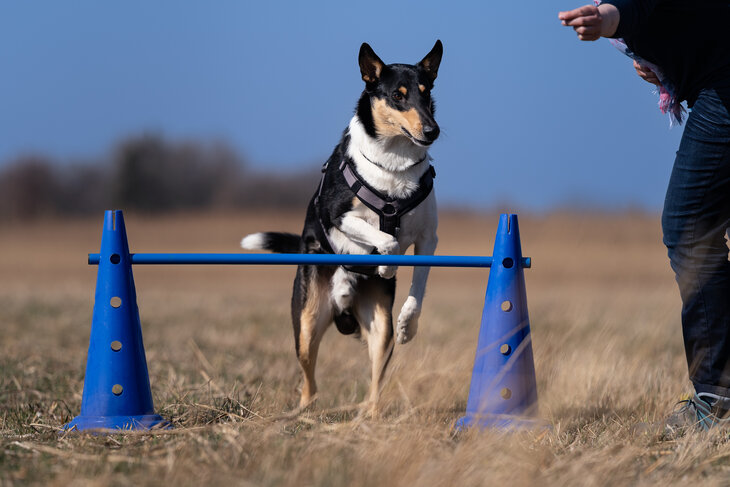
[314,157,435,275]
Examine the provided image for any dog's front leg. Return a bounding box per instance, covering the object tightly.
[396,234,437,344]
[337,215,400,278]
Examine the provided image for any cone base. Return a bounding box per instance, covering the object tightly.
[455,413,546,431]
[64,414,170,432]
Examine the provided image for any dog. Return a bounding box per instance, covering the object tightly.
[241,40,442,413]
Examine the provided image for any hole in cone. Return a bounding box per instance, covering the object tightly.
[110,297,122,308]
[112,384,123,396]
[501,300,513,312]
[111,341,122,352]
[110,254,121,264]
[500,344,511,355]
[500,388,512,400]
[502,258,514,268]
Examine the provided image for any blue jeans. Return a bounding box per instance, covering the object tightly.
[662,87,730,397]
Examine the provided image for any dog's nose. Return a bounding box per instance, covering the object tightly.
[422,124,440,141]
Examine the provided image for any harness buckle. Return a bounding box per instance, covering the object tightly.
[381,203,397,217]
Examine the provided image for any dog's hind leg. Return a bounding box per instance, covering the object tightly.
[292,266,334,408]
[354,276,396,417]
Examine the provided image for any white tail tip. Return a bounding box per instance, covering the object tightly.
[241,233,267,250]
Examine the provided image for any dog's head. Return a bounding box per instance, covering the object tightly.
[356,40,442,147]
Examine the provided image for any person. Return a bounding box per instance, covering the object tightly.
[559,0,730,433]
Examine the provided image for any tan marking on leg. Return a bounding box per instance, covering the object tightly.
[371,99,424,139]
[297,271,333,407]
[354,281,394,417]
[368,302,394,417]
[398,86,408,96]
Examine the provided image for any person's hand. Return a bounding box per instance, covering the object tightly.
[633,60,661,86]
[559,4,619,40]
[559,5,604,40]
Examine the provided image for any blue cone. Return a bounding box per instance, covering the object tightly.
[455,214,539,429]
[65,210,167,431]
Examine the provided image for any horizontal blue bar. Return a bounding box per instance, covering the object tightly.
[88,253,531,268]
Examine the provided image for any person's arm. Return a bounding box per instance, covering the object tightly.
[601,0,659,39]
[558,4,620,41]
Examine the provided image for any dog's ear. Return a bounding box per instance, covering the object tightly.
[359,43,385,84]
[418,40,443,82]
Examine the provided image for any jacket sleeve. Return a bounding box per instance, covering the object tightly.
[601,0,659,39]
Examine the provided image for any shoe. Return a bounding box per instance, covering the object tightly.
[663,392,730,436]
[633,392,730,438]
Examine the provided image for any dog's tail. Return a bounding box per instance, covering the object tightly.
[241,232,302,253]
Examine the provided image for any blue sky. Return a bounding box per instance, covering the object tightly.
[0,1,683,211]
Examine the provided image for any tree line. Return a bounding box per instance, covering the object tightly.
[0,135,320,221]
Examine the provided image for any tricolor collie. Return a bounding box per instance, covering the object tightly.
[241,40,442,413]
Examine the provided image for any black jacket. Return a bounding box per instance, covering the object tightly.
[604,0,730,106]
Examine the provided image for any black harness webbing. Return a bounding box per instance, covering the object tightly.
[314,158,435,275]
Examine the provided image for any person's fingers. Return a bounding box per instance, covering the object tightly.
[558,5,599,22]
[633,60,653,74]
[565,14,600,27]
[633,64,661,85]
[575,25,601,35]
[559,4,603,40]
[633,60,660,82]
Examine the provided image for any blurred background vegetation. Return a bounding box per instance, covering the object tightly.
[0,135,321,222]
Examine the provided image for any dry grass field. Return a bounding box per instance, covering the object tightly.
[2,210,730,486]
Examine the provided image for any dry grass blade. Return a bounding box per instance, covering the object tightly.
[11,441,167,467]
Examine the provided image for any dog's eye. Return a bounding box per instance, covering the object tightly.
[392,92,403,102]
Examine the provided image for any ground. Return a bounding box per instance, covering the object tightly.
[2,210,730,486]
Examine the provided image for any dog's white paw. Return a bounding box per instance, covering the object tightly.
[396,297,421,344]
[378,265,397,279]
[334,287,354,311]
[331,267,356,311]
[376,237,399,279]
[378,237,400,256]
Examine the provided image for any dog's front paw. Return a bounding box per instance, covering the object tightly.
[396,296,421,344]
[377,237,400,256]
[376,237,399,279]
[377,265,397,279]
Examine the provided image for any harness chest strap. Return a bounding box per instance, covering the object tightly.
[338,159,435,237]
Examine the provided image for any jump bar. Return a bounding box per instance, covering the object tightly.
[88,253,531,269]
